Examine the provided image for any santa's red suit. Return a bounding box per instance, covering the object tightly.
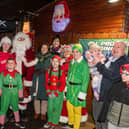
[12,32,38,116]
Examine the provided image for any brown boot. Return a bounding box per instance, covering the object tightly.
[41,114,46,120]
[34,114,39,119]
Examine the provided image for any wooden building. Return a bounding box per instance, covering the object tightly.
[32,0,129,113]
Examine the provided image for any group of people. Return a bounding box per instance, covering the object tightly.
[0,31,129,129]
[86,41,129,129]
[0,33,89,129]
[31,35,89,129]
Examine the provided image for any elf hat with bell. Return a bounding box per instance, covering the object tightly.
[73,44,83,54]
[52,55,62,62]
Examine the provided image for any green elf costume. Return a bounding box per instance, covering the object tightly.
[0,68,25,128]
[44,55,66,129]
[66,44,90,129]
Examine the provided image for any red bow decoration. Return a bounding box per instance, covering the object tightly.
[3,70,19,78]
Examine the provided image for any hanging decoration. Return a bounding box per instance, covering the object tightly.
[52,0,70,32]
[22,21,30,33]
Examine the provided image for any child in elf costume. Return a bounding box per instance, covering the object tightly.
[85,42,105,100]
[66,44,90,129]
[44,55,65,129]
[0,58,25,129]
[60,45,88,126]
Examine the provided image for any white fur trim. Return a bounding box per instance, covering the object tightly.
[18,104,27,110]
[78,92,86,100]
[64,86,67,93]
[22,57,38,67]
[0,36,11,46]
[24,80,32,87]
[81,114,88,122]
[59,114,88,123]
[21,96,32,103]
[60,116,68,123]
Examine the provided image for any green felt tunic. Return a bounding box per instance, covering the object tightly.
[0,72,22,115]
[66,57,90,107]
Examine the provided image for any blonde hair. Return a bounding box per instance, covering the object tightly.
[88,42,101,50]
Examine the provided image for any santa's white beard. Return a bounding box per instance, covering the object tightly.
[52,18,70,32]
[15,45,26,74]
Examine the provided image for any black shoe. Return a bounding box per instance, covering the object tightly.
[19,110,28,122]
[62,123,73,129]
[15,121,25,129]
[61,123,68,127]
[9,117,15,122]
[0,124,4,129]
[21,116,28,122]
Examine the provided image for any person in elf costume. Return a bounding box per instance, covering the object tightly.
[0,36,13,73]
[65,44,90,129]
[60,45,88,126]
[12,32,37,121]
[0,58,25,129]
[43,55,65,129]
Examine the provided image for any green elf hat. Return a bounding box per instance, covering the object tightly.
[72,43,83,53]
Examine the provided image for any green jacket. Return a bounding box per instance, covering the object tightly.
[66,56,90,107]
[0,71,22,90]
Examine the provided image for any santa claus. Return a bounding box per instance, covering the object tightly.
[52,1,70,32]
[12,32,38,121]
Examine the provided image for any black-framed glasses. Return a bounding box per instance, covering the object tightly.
[120,71,129,76]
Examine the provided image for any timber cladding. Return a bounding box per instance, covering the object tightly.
[32,0,129,113]
[32,0,128,48]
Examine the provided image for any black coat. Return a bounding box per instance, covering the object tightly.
[96,55,129,101]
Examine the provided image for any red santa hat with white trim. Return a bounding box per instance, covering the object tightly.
[0,36,11,47]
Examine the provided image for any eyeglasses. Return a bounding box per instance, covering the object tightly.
[120,72,129,76]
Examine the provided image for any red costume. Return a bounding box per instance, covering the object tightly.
[45,55,66,127]
[0,52,13,73]
[12,32,37,112]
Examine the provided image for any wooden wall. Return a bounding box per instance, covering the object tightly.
[32,0,128,49]
[32,0,129,113]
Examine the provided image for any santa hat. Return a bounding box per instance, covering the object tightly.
[0,36,11,47]
[73,44,83,54]
[120,64,129,88]
[54,1,70,18]
[52,55,62,62]
[120,64,129,74]
[61,45,72,54]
